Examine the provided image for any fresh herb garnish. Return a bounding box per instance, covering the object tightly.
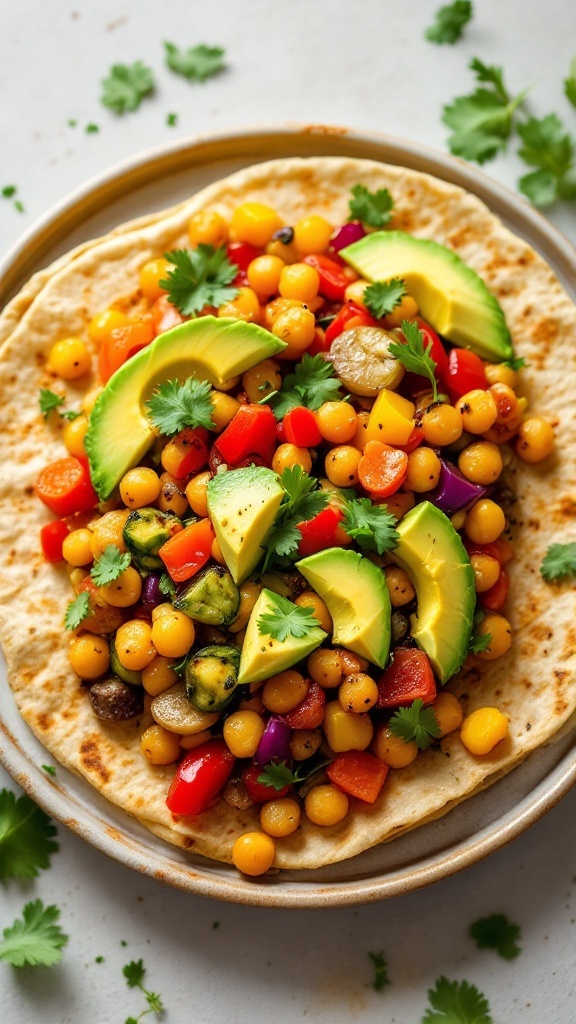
[160,245,238,316]
[42,765,56,776]
[425,0,473,44]
[388,320,439,401]
[517,114,576,207]
[0,900,68,968]
[67,119,77,128]
[0,790,58,880]
[565,57,576,109]
[39,389,65,419]
[469,630,492,654]
[261,466,328,570]
[342,497,399,555]
[540,542,576,581]
[64,591,91,630]
[266,352,343,417]
[85,123,100,134]
[443,58,528,164]
[1,185,16,198]
[13,200,24,213]
[348,183,394,228]
[164,42,226,82]
[145,377,215,436]
[95,955,105,963]
[91,545,131,586]
[257,592,320,642]
[159,573,176,597]
[123,958,165,1022]
[363,278,406,319]
[502,355,527,370]
[470,913,521,960]
[257,760,306,790]
[368,950,390,991]
[389,698,441,750]
[422,976,493,1023]
[166,112,178,127]
[101,62,155,114]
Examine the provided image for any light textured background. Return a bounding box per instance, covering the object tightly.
[1,1,576,1021]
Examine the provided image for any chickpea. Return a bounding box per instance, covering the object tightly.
[304,785,349,826]
[242,359,282,404]
[115,620,156,671]
[151,611,196,659]
[231,203,283,248]
[422,404,463,447]
[316,402,358,443]
[48,337,91,380]
[272,443,312,475]
[307,648,343,688]
[474,613,512,660]
[63,528,93,567]
[372,726,418,768]
[156,472,189,518]
[188,209,229,248]
[140,724,181,765]
[210,391,240,431]
[464,499,506,545]
[218,286,261,324]
[338,672,379,713]
[141,656,179,696]
[384,293,419,327]
[272,306,316,357]
[294,591,333,634]
[293,215,333,255]
[232,832,276,876]
[404,447,441,492]
[120,467,161,509]
[88,309,129,345]
[457,389,498,434]
[431,691,463,737]
[458,441,503,485]
[384,565,416,607]
[62,414,89,457]
[262,671,310,714]
[460,707,509,755]
[484,363,518,389]
[470,553,501,593]
[100,565,142,607]
[185,471,211,518]
[229,582,261,633]
[516,418,555,463]
[290,729,323,761]
[334,648,369,675]
[139,258,171,302]
[260,797,301,838]
[68,635,110,679]
[223,711,265,758]
[324,445,362,487]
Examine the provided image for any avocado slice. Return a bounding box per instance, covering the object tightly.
[296,548,391,668]
[85,316,287,499]
[207,466,285,584]
[238,589,326,685]
[340,231,513,361]
[392,501,475,683]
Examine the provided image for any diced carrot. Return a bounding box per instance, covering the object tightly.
[36,456,98,517]
[357,441,408,497]
[326,751,388,804]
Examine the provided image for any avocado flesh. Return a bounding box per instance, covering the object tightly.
[238,589,326,685]
[207,466,285,584]
[296,548,391,668]
[85,317,287,499]
[341,231,513,362]
[392,501,475,683]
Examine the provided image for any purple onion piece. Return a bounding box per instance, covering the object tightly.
[428,459,487,517]
[254,715,292,765]
[142,573,164,614]
[330,221,367,253]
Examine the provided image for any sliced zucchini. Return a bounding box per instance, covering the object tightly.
[174,566,240,625]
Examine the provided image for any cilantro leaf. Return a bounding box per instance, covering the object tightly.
[0,900,68,968]
[422,976,493,1023]
[166,112,178,127]
[258,592,320,641]
[160,246,238,316]
[363,278,406,319]
[425,0,473,44]
[267,353,343,417]
[39,389,64,419]
[164,42,226,82]
[42,765,56,776]
[159,573,176,597]
[145,377,215,435]
[470,913,521,960]
[368,950,390,992]
[123,957,165,1019]
[389,698,441,750]
[1,185,16,198]
[469,630,492,654]
[388,320,439,401]
[502,355,527,370]
[257,761,306,791]
[261,467,328,570]
[91,545,131,586]
[342,498,399,555]
[64,591,90,630]
[60,409,81,421]
[348,184,394,228]
[443,58,528,164]
[540,542,576,581]
[565,57,576,109]
[101,62,155,114]
[517,114,576,207]
[0,790,58,880]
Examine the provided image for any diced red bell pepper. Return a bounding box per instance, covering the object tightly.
[398,423,425,454]
[150,294,185,335]
[302,253,351,302]
[40,519,70,562]
[464,540,505,565]
[242,763,290,803]
[216,404,277,466]
[283,406,322,447]
[297,505,344,557]
[440,348,487,402]
[166,739,236,815]
[325,301,378,345]
[36,456,99,517]
[306,327,331,357]
[326,751,389,804]
[376,648,436,708]
[226,241,263,271]
[159,517,214,582]
[98,316,154,384]
[480,567,510,612]
[284,681,326,729]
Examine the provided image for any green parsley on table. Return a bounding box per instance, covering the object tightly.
[267,352,343,417]
[470,913,521,960]
[540,541,576,581]
[363,278,406,319]
[85,123,100,134]
[1,185,16,198]
[425,0,473,45]
[368,950,390,991]
[0,790,58,880]
[39,388,65,419]
[258,592,319,642]
[0,900,68,968]
[348,183,394,228]
[166,112,178,127]
[442,58,528,164]
[160,245,238,316]
[145,377,215,436]
[101,61,155,114]
[517,114,576,207]
[90,545,131,586]
[260,466,328,570]
[565,57,576,109]
[389,698,441,750]
[64,591,91,631]
[257,761,306,790]
[388,320,439,401]
[123,958,165,1022]
[422,976,493,1023]
[164,42,226,82]
[42,765,56,776]
[342,497,399,556]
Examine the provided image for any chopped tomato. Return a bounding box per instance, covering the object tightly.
[36,456,98,517]
[282,406,322,447]
[284,682,326,729]
[441,348,487,402]
[306,327,330,356]
[326,751,388,804]
[358,441,408,497]
[40,519,70,562]
[159,517,214,582]
[98,316,155,384]
[398,422,425,454]
[242,763,290,803]
[226,241,262,271]
[376,648,436,708]
[325,301,378,345]
[480,567,510,611]
[297,505,344,557]
[302,253,351,302]
[150,294,185,335]
[217,405,277,466]
[166,740,236,815]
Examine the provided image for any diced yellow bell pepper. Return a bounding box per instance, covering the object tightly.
[323,701,374,752]
[364,389,415,447]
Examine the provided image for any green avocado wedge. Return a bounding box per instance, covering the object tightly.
[340,231,513,361]
[85,316,287,499]
[207,466,285,584]
[238,589,327,686]
[391,502,475,683]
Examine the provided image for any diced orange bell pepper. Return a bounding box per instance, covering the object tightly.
[159,517,215,582]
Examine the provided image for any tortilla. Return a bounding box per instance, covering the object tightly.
[0,156,575,870]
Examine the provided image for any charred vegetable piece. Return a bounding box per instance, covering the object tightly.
[174,565,240,625]
[88,677,143,722]
[329,326,405,397]
[110,638,142,686]
[185,644,241,712]
[122,507,182,571]
[150,682,220,735]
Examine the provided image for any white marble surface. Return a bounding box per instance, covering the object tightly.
[1,1,576,1021]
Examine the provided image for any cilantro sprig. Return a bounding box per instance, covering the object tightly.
[266,353,343,418]
[64,591,90,630]
[388,320,439,401]
[425,0,473,44]
[260,466,328,570]
[0,790,58,880]
[145,377,215,435]
[123,958,165,1023]
[0,900,68,968]
[258,591,321,642]
[91,546,131,586]
[160,245,238,316]
[469,630,492,654]
[422,976,493,1023]
[363,278,406,319]
[101,62,155,114]
[257,761,306,791]
[470,913,521,960]
[368,951,390,992]
[348,184,394,228]
[389,698,441,750]
[342,497,399,556]
[565,57,576,109]
[443,58,528,164]
[165,42,226,82]
[540,542,576,581]
[517,115,576,207]
[39,389,80,422]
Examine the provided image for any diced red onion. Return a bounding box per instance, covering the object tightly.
[254,715,292,765]
[330,221,367,252]
[428,459,487,516]
[142,573,164,614]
